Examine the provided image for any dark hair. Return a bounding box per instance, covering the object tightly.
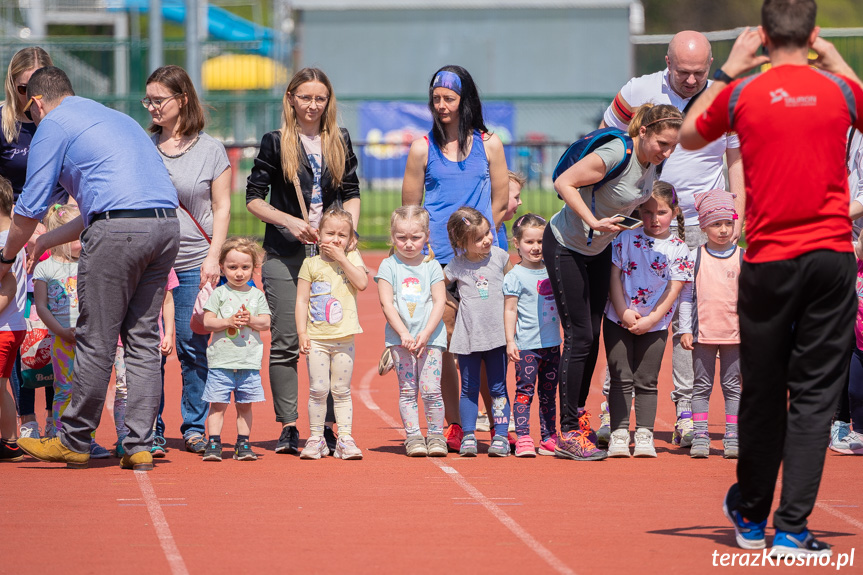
[651,181,685,241]
[26,66,74,103]
[762,0,817,49]
[447,206,490,257]
[0,175,12,216]
[511,213,546,242]
[428,65,489,157]
[629,103,684,138]
[146,65,205,137]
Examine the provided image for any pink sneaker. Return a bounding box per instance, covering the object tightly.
[538,433,557,456]
[514,435,536,458]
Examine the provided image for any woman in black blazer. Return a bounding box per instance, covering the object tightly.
[246,67,360,454]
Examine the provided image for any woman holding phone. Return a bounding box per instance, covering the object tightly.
[544,103,683,461]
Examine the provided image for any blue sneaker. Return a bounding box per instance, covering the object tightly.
[89,440,111,459]
[722,485,766,549]
[770,529,832,558]
[150,436,167,458]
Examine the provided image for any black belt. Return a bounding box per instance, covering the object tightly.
[91,208,177,222]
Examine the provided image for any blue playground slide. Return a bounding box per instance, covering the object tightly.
[108,0,274,56]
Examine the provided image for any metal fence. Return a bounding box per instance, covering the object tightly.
[225,140,572,244]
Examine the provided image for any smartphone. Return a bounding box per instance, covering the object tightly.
[612,214,642,230]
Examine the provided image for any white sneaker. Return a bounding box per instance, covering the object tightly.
[633,428,657,458]
[300,436,329,460]
[44,418,57,438]
[334,435,363,460]
[475,413,491,432]
[19,420,40,439]
[607,429,631,457]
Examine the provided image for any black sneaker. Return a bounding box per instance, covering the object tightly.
[324,426,337,455]
[275,425,299,454]
[185,433,207,454]
[0,440,24,462]
[202,439,222,462]
[233,439,258,461]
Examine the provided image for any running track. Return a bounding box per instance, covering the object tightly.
[1,252,861,574]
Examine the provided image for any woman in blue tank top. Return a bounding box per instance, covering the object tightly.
[401,65,509,449]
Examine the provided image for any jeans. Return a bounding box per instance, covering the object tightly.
[171,267,210,439]
[458,346,509,436]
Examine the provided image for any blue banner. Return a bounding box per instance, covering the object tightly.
[359,101,515,182]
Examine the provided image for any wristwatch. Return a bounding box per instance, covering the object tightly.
[713,68,735,84]
[0,248,15,264]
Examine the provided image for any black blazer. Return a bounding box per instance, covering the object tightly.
[246,127,360,256]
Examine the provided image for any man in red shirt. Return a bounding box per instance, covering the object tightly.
[680,0,863,559]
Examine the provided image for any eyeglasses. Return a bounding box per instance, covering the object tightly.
[141,93,181,110]
[22,94,42,113]
[16,84,27,96]
[293,94,329,106]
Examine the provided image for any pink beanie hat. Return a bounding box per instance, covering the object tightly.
[694,189,737,229]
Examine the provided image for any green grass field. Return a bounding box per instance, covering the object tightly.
[229,189,566,248]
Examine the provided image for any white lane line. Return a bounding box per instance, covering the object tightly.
[357,366,576,575]
[816,502,863,530]
[135,471,190,575]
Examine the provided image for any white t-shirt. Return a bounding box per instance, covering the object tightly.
[0,230,26,332]
[603,69,740,226]
[848,128,863,240]
[299,133,324,230]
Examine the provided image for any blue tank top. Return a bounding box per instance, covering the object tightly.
[424,130,497,264]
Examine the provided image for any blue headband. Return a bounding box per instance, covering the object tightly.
[432,71,462,95]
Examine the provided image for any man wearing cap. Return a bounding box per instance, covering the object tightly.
[0,66,179,471]
[680,0,863,556]
[600,30,745,446]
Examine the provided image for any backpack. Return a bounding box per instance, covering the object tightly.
[552,127,634,245]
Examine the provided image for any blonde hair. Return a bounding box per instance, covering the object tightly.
[280,68,346,188]
[319,206,356,251]
[507,170,527,188]
[390,205,430,236]
[2,47,52,143]
[447,206,490,257]
[43,202,80,260]
[219,236,264,268]
[628,103,684,138]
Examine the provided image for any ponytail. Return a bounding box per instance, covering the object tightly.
[628,103,684,138]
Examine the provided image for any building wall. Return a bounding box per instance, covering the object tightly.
[294,7,632,98]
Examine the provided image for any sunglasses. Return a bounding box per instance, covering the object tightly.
[22,94,42,113]
[16,84,26,96]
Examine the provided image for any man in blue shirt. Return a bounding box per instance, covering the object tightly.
[0,66,180,471]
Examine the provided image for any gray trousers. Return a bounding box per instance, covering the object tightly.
[691,343,741,421]
[670,225,708,409]
[60,215,179,455]
[262,251,334,425]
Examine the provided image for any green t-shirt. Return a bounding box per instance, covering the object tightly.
[204,284,270,370]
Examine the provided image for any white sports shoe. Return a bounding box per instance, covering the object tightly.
[19,420,40,439]
[300,436,330,460]
[607,429,631,458]
[334,435,363,460]
[633,428,657,458]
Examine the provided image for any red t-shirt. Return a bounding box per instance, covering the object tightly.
[696,65,863,263]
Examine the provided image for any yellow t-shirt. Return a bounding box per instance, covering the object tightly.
[298,250,366,340]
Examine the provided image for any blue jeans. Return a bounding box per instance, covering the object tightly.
[170,267,210,439]
[458,346,509,436]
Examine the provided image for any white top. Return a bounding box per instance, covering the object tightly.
[848,128,863,240]
[603,69,740,226]
[0,230,26,332]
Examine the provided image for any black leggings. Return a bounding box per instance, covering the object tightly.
[543,226,612,433]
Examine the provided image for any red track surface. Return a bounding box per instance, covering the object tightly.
[1,251,861,574]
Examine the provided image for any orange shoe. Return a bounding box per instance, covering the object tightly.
[578,409,598,444]
[444,423,463,452]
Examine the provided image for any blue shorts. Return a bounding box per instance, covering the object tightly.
[202,368,265,404]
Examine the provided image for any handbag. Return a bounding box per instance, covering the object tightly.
[20,295,54,389]
[180,201,216,335]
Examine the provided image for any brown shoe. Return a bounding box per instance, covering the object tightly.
[120,450,154,471]
[17,437,89,469]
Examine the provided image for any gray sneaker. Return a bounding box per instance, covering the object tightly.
[633,428,657,458]
[426,434,448,457]
[488,434,510,457]
[607,429,631,457]
[690,432,711,458]
[723,432,739,459]
[404,434,428,457]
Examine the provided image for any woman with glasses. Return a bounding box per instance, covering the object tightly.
[144,65,232,456]
[246,67,360,455]
[0,46,55,453]
[401,65,510,451]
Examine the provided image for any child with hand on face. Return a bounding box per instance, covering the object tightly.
[296,206,368,460]
[201,237,271,462]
